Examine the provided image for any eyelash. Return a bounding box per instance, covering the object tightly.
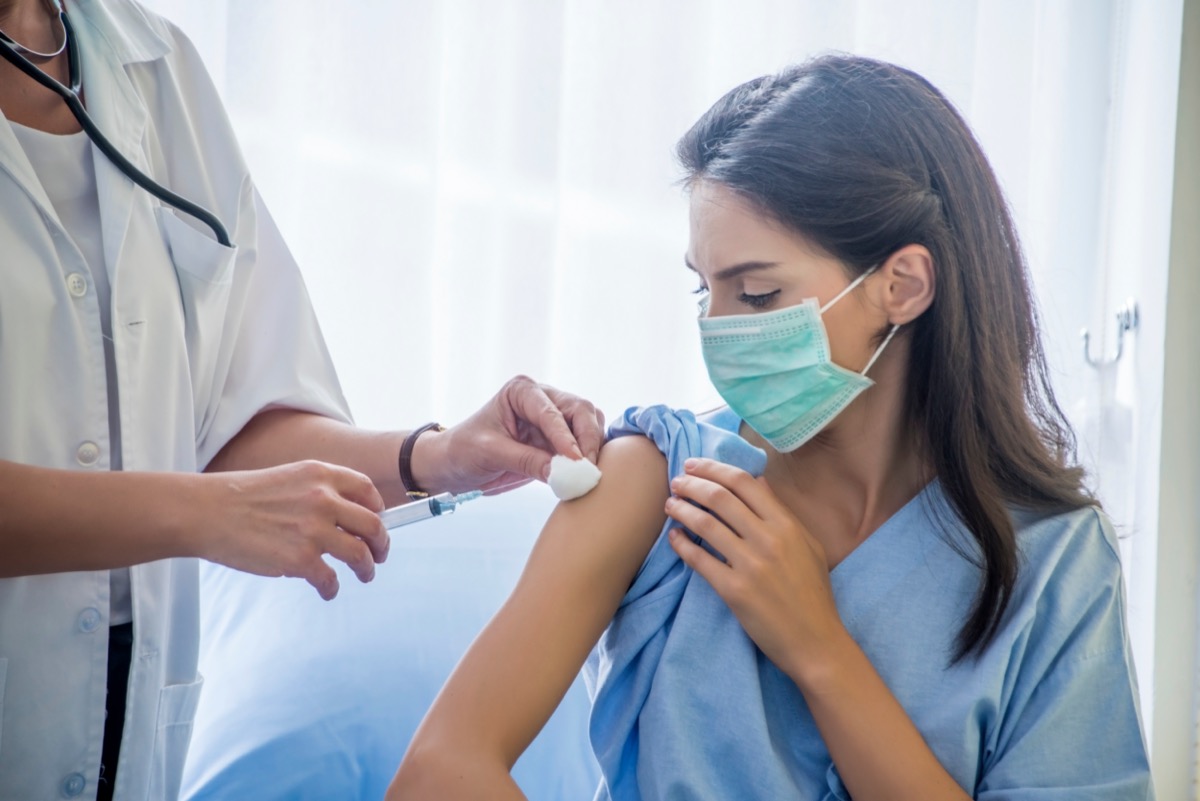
[691,285,780,309]
[738,290,780,309]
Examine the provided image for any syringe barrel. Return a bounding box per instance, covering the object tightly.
[380,492,456,530]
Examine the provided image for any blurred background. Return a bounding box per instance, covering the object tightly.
[138,0,1196,795]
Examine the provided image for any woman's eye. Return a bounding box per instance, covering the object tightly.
[691,285,710,296]
[738,290,781,309]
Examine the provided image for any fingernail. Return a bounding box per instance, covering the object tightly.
[684,458,698,470]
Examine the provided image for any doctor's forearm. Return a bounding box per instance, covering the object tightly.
[206,409,415,506]
[0,459,208,577]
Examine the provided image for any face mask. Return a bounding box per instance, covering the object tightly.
[698,268,899,452]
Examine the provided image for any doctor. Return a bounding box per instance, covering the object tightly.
[0,1,605,800]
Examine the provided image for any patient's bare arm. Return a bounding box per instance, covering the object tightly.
[386,435,668,801]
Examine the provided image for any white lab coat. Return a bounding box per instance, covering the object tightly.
[0,2,351,799]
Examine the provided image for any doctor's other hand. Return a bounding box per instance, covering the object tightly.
[197,460,389,601]
[413,374,606,495]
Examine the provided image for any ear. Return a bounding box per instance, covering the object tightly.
[877,244,934,325]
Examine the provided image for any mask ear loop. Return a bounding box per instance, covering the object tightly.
[820,266,878,314]
[861,324,900,376]
[818,265,897,376]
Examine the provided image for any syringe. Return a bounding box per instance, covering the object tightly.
[379,490,483,530]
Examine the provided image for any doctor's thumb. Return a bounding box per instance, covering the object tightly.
[494,438,553,483]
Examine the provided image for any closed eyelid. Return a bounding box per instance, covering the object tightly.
[684,257,782,282]
[738,289,781,309]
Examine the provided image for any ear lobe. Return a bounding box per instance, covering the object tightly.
[880,244,935,325]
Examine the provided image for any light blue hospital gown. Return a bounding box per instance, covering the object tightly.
[584,405,1153,800]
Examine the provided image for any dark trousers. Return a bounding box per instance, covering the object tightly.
[98,622,133,801]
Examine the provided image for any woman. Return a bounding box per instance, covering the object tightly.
[0,1,603,800]
[388,55,1153,800]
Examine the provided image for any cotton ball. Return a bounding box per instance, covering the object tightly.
[547,455,602,500]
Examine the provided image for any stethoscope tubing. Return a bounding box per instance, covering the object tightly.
[0,10,233,247]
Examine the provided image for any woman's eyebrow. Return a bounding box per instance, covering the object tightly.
[684,257,782,281]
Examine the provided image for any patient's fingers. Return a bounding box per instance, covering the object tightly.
[664,495,744,566]
[668,528,732,591]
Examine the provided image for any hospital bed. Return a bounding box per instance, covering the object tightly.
[181,484,598,801]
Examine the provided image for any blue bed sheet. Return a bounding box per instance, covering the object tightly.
[181,484,599,801]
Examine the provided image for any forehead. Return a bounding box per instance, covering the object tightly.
[686,181,826,266]
[688,181,768,232]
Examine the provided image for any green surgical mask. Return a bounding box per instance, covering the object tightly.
[698,268,898,452]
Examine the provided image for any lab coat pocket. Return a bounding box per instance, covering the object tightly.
[146,673,204,801]
[156,206,235,285]
[156,206,237,433]
[0,658,7,755]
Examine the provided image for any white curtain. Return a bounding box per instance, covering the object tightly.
[138,0,1187,788]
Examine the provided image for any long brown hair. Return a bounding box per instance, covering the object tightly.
[677,54,1095,661]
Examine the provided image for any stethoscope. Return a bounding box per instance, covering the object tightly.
[0,0,232,246]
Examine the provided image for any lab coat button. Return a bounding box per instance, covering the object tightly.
[75,441,100,466]
[61,772,86,797]
[77,607,101,633]
[66,272,88,298]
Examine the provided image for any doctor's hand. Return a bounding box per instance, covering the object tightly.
[198,460,389,601]
[663,457,850,688]
[411,374,605,495]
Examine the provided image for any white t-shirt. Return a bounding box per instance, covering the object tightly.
[11,122,132,625]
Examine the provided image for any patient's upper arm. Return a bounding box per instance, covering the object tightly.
[404,434,668,768]
[518,434,670,619]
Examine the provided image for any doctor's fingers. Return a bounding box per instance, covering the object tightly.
[289,461,388,563]
[280,504,383,595]
[320,524,380,585]
[318,461,386,514]
[328,495,390,566]
[541,384,606,464]
[501,376,585,461]
[299,560,341,602]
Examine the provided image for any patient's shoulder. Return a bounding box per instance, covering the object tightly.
[526,435,669,599]
[544,435,667,548]
[598,432,667,471]
[589,434,669,511]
